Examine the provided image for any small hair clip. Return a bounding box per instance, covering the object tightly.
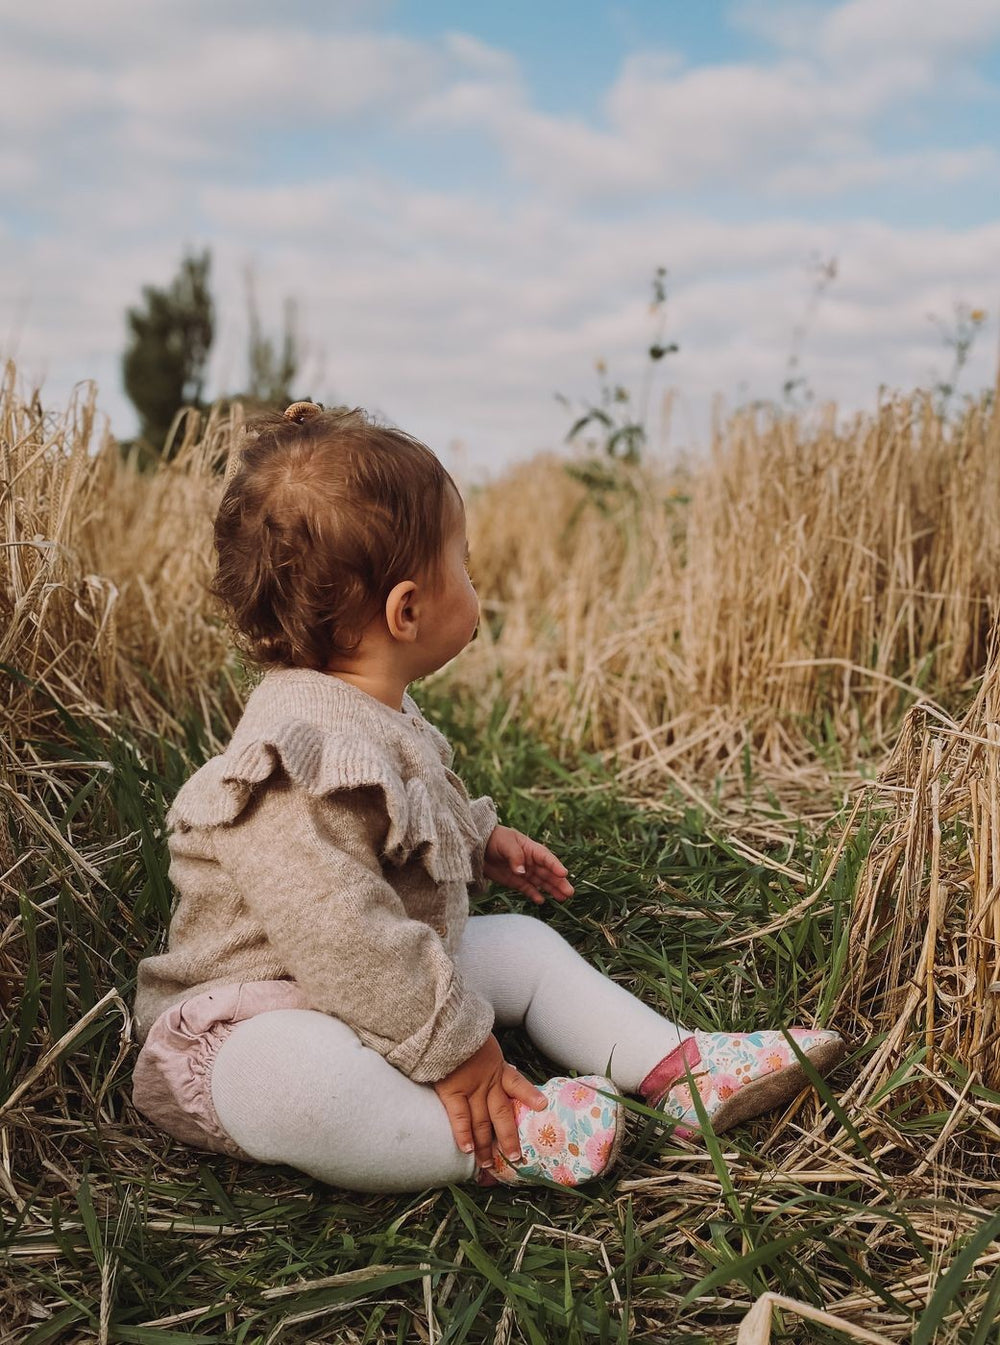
[283,401,323,424]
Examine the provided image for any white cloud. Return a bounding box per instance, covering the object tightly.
[442,30,519,81]
[729,2,828,52]
[0,58,110,131]
[0,18,445,203]
[411,0,998,203]
[0,149,38,192]
[410,45,987,202]
[112,30,439,130]
[734,0,1000,63]
[5,0,997,213]
[2,1,998,475]
[5,171,998,476]
[0,0,389,58]
[767,146,999,196]
[820,0,1000,64]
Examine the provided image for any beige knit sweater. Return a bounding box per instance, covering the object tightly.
[133,667,499,1082]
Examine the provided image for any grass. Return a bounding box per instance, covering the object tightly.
[5,367,1000,1339]
[3,671,1000,1343]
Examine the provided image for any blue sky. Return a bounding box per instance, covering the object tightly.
[1,0,998,474]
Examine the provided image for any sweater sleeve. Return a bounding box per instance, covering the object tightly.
[210,781,495,1082]
[467,794,498,892]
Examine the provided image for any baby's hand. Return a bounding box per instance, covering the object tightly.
[433,1035,547,1169]
[483,825,574,905]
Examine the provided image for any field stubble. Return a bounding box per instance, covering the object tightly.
[4,362,1000,1340]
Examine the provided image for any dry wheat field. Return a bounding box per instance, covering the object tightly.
[4,358,1000,1343]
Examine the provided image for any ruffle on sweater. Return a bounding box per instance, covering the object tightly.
[165,717,490,886]
[414,708,455,770]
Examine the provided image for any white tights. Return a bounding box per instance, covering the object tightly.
[210,913,688,1192]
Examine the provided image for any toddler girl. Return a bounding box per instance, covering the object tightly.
[131,401,845,1193]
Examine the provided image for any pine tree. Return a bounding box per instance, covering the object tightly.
[122,249,214,464]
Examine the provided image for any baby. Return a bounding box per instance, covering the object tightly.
[131,401,845,1193]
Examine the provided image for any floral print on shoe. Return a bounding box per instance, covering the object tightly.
[640,1029,845,1139]
[490,1075,625,1187]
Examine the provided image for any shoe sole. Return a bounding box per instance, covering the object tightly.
[709,1037,846,1135]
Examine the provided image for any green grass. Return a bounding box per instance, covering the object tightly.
[3,674,1000,1342]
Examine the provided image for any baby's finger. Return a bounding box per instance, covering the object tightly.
[511,875,546,905]
[530,867,574,901]
[439,1094,475,1157]
[503,1066,547,1111]
[496,833,529,875]
[525,838,569,875]
[471,1099,496,1169]
[488,1086,523,1165]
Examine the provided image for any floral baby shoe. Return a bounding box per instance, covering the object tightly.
[489,1075,625,1187]
[640,1029,845,1139]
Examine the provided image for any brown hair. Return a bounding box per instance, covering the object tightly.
[211,404,459,670]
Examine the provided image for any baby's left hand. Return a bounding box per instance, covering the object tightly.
[483,826,574,905]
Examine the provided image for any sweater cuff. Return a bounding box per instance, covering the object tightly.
[385,976,495,1083]
[467,795,498,894]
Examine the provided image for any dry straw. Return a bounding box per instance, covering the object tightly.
[4,362,1000,1337]
[4,360,1000,1092]
[0,362,242,747]
[458,391,1000,796]
[838,626,1000,1096]
[4,357,999,785]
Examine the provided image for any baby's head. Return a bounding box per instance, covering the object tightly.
[212,402,476,674]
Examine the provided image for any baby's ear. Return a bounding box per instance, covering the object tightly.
[385,579,419,641]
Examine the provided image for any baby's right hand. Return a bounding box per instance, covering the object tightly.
[433,1035,547,1170]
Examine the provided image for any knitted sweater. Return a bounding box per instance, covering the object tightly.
[133,667,499,1083]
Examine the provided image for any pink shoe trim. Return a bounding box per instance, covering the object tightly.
[639,1035,701,1104]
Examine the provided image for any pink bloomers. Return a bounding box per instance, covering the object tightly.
[131,979,310,1160]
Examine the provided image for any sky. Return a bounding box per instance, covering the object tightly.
[2,0,999,476]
